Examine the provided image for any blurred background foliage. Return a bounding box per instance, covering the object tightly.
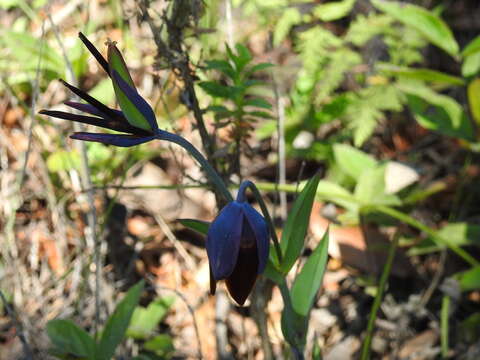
[1,0,480,359]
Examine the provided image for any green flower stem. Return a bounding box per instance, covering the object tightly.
[238,180,283,264]
[157,132,233,203]
[366,205,480,267]
[360,232,399,360]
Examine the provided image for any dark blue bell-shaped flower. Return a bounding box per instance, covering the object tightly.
[206,183,269,305]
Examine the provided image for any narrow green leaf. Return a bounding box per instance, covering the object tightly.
[178,219,210,235]
[46,319,96,359]
[371,0,459,57]
[379,64,465,86]
[462,53,480,78]
[244,97,272,109]
[280,174,321,273]
[264,257,284,284]
[468,78,480,125]
[246,62,274,76]
[198,81,235,99]
[462,35,480,57]
[205,59,236,78]
[398,81,474,141]
[333,144,377,181]
[97,280,144,360]
[290,230,329,317]
[234,44,252,72]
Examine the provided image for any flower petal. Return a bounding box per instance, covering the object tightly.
[107,41,135,87]
[78,32,110,75]
[241,203,269,274]
[64,101,123,118]
[38,110,150,136]
[111,70,158,132]
[225,244,259,306]
[70,132,155,147]
[60,79,123,122]
[206,202,243,280]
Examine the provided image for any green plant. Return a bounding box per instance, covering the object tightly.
[47,281,144,360]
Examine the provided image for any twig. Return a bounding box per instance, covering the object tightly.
[48,15,102,336]
[151,211,197,271]
[146,280,203,359]
[0,289,34,360]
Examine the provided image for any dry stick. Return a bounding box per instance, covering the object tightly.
[48,15,102,336]
[0,290,33,360]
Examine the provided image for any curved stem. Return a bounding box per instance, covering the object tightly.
[157,132,233,203]
[240,180,283,264]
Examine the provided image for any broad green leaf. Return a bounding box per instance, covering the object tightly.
[89,78,116,105]
[462,53,480,78]
[354,164,402,207]
[290,230,329,317]
[127,296,175,339]
[178,219,210,235]
[333,144,377,181]
[97,281,144,360]
[468,78,480,125]
[379,64,464,86]
[315,180,358,212]
[144,334,174,356]
[313,0,355,21]
[47,150,81,173]
[46,319,96,359]
[397,81,474,141]
[371,0,459,57]
[462,35,480,57]
[455,267,480,291]
[280,174,321,273]
[437,223,480,248]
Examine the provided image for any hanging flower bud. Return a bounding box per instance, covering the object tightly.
[206,182,269,305]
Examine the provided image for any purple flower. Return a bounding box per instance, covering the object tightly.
[39,32,161,147]
[207,186,269,305]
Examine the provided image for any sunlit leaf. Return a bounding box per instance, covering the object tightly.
[371,0,459,57]
[290,230,329,316]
